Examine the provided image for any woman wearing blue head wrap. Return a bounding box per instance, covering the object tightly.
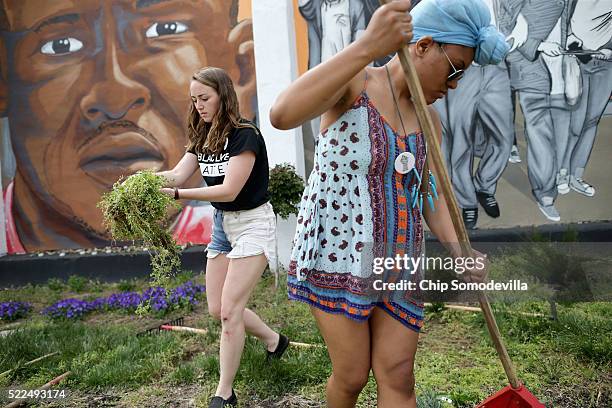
[410,0,509,66]
[271,1,504,406]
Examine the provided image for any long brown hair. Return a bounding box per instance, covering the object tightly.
[186,67,254,154]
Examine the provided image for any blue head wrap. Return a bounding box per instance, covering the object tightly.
[410,0,509,65]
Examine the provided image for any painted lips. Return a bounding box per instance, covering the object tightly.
[79,126,164,186]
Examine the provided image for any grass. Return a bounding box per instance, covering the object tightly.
[0,272,610,407]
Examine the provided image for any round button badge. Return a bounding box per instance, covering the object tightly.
[394,152,415,174]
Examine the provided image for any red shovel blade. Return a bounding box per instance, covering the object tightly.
[476,384,546,408]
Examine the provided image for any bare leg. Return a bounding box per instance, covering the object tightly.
[215,254,269,399]
[370,307,419,408]
[311,307,371,408]
[205,254,279,351]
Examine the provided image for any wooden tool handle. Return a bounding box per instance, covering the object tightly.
[0,352,59,378]
[40,371,71,389]
[160,325,208,335]
[378,0,520,389]
[3,371,70,408]
[290,341,324,348]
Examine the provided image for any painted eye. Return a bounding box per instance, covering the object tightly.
[40,37,84,55]
[145,21,188,38]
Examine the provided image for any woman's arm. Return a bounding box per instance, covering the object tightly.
[156,152,199,187]
[163,151,256,202]
[269,0,414,130]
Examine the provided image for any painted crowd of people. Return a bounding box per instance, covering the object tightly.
[300,0,612,228]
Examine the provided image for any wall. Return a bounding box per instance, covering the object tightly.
[0,0,256,255]
[2,0,611,261]
[294,0,612,230]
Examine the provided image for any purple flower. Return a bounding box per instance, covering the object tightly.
[106,292,142,310]
[89,297,108,311]
[40,280,206,319]
[0,301,31,321]
[169,282,205,308]
[42,298,92,320]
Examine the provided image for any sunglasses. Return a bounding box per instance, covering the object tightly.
[439,44,465,82]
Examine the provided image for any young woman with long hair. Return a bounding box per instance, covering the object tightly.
[157,67,289,408]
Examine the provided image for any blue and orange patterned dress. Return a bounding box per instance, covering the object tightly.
[288,72,431,333]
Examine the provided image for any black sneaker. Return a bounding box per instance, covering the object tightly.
[462,208,478,229]
[209,390,237,407]
[476,192,500,218]
[267,333,289,361]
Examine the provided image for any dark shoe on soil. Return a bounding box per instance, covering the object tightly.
[267,333,289,361]
[209,389,237,407]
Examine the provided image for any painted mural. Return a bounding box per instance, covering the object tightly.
[298,0,417,68]
[296,0,612,229]
[0,0,256,254]
[296,0,422,178]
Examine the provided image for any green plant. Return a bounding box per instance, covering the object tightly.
[268,163,304,220]
[89,279,105,293]
[425,302,445,314]
[98,170,182,286]
[449,390,481,408]
[116,279,136,293]
[47,278,64,292]
[170,270,195,288]
[417,390,452,408]
[67,275,88,293]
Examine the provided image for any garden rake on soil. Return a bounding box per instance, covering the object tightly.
[378,1,546,406]
[136,316,188,336]
[136,316,321,348]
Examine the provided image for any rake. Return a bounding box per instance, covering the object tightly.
[378,1,545,406]
[136,316,186,337]
[137,316,323,349]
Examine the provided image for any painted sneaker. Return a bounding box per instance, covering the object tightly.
[209,390,237,408]
[569,176,595,197]
[537,197,561,222]
[556,169,570,195]
[509,145,521,164]
[476,192,500,218]
[462,208,478,229]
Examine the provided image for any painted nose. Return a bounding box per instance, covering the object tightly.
[80,43,151,125]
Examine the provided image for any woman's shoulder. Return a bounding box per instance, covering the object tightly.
[228,119,266,153]
[234,118,259,131]
[346,68,369,101]
[232,119,262,138]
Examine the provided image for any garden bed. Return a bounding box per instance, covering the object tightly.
[0,272,610,407]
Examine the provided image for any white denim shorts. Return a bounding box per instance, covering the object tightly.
[206,202,277,271]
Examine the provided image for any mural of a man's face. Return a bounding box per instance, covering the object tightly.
[0,0,255,249]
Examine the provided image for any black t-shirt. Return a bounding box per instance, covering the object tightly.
[187,121,270,211]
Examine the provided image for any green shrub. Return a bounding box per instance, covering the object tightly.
[67,276,88,293]
[47,278,64,292]
[268,164,304,220]
[116,279,136,293]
